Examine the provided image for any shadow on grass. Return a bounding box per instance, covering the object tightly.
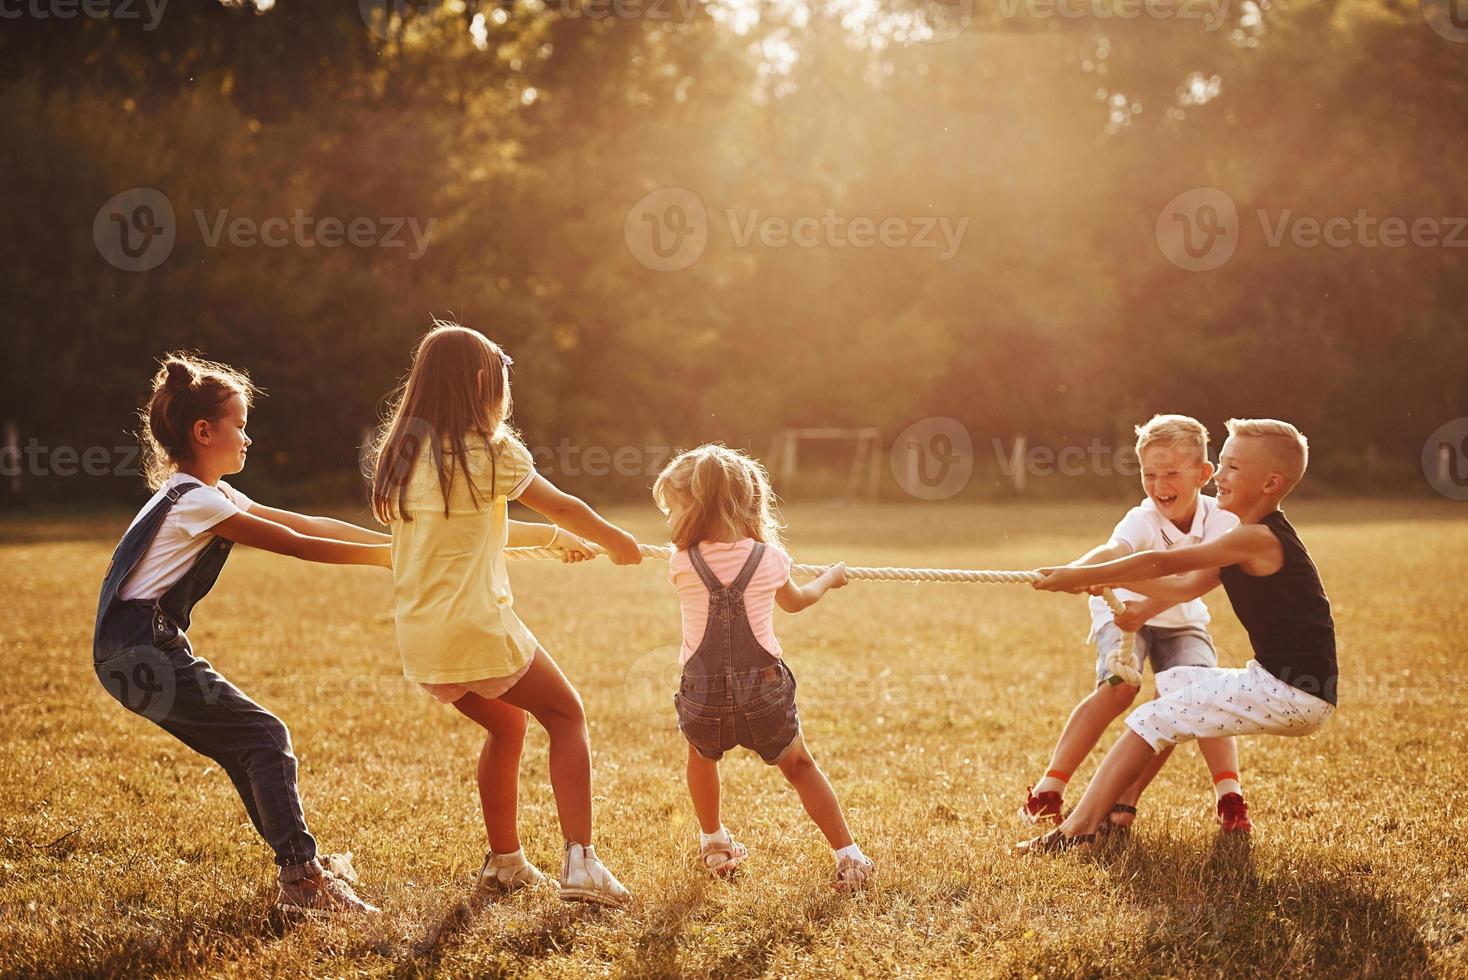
[640,879,850,979]
[61,896,291,978]
[398,877,706,976]
[1083,833,1434,978]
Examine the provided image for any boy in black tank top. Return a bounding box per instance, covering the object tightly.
[1017,419,1337,854]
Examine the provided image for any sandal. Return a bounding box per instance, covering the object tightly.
[835,853,875,892]
[1097,803,1137,836]
[700,835,748,876]
[1015,828,1097,856]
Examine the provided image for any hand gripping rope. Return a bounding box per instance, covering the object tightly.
[504,543,1145,684]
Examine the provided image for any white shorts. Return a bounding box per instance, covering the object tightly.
[419,659,533,704]
[1125,660,1335,751]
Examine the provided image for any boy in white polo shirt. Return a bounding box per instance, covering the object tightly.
[1018,415,1252,833]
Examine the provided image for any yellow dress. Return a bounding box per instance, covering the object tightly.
[389,431,539,684]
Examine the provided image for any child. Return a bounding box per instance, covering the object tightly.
[652,444,874,890]
[370,320,642,907]
[93,353,389,917]
[1020,419,1337,854]
[1019,415,1252,834]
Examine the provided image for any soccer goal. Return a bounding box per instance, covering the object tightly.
[767,427,882,501]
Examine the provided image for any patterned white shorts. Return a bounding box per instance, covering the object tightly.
[1126,660,1335,751]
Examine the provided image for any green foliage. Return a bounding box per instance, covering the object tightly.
[1,0,1463,504]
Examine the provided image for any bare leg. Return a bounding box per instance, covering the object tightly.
[775,736,855,850]
[452,693,529,854]
[497,648,593,846]
[1197,736,1240,792]
[1112,745,1175,824]
[1057,729,1159,838]
[686,746,723,834]
[1039,682,1139,788]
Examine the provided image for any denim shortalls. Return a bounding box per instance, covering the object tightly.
[674,542,801,765]
[92,481,319,876]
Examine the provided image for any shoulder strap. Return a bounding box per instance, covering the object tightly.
[729,542,767,594]
[685,544,726,593]
[165,480,204,503]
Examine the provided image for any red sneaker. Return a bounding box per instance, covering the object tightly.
[1019,786,1064,825]
[1217,792,1253,833]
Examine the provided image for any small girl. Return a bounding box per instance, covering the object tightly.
[93,353,389,917]
[652,444,874,890]
[370,320,641,907]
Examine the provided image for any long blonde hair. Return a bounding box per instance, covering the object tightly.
[370,320,515,523]
[652,444,784,550]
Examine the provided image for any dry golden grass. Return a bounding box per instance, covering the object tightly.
[2,500,1466,978]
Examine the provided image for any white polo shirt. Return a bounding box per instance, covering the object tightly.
[1087,494,1238,636]
[118,473,254,600]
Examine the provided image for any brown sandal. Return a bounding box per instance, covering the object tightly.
[1015,828,1097,855]
[1098,803,1137,836]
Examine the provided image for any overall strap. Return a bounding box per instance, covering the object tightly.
[686,544,728,594]
[101,481,206,598]
[167,481,203,502]
[728,542,767,594]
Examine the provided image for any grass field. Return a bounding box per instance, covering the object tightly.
[2,499,1466,978]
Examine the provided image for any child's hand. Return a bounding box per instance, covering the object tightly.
[1113,600,1149,632]
[551,529,596,563]
[824,562,849,590]
[606,531,643,566]
[1034,566,1089,593]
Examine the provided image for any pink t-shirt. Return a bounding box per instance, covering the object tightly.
[669,539,793,665]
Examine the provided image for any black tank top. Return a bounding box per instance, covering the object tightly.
[1218,511,1337,705]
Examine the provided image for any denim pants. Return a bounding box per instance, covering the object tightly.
[92,482,320,879]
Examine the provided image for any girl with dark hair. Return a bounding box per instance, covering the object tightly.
[94,352,389,917]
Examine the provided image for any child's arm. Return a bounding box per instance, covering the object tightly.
[248,504,390,545]
[1034,524,1282,594]
[776,563,849,613]
[515,475,641,565]
[1112,595,1175,632]
[212,511,392,567]
[507,520,596,562]
[1069,540,1132,567]
[1113,569,1223,604]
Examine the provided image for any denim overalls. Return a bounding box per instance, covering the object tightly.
[674,542,801,765]
[92,481,319,877]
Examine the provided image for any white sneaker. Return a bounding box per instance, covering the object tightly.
[476,849,547,896]
[557,842,630,907]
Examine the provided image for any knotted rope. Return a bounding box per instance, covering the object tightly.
[504,543,1143,683]
[1098,588,1143,687]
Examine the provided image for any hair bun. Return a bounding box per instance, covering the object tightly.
[164,359,197,389]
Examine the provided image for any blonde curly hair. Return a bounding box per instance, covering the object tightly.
[652,444,785,551]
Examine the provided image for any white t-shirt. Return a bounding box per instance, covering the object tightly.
[1087,494,1238,636]
[118,472,254,600]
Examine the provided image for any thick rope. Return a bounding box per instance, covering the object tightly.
[1100,588,1144,687]
[505,543,1138,679]
[504,543,1044,585]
